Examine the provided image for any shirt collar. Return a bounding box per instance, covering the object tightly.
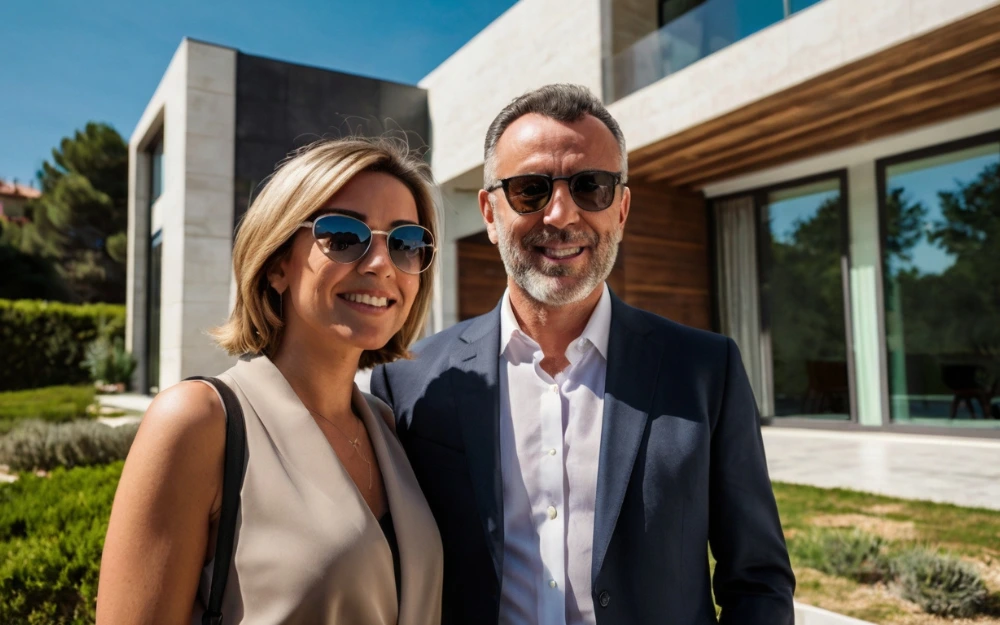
[499,283,612,361]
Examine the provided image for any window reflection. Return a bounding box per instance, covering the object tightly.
[761,178,851,419]
[882,139,1000,427]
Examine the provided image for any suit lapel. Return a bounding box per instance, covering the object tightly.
[449,305,504,584]
[592,294,663,584]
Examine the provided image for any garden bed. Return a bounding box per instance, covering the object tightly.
[774,482,1000,623]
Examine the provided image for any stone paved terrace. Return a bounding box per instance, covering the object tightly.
[762,427,1000,511]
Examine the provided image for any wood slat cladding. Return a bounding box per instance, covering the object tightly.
[455,180,711,330]
[457,234,507,321]
[622,180,711,329]
[628,4,1000,189]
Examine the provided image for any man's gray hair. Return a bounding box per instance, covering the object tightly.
[483,84,628,189]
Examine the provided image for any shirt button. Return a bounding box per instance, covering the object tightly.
[547,506,558,520]
[549,580,558,589]
[549,384,559,393]
[547,448,557,456]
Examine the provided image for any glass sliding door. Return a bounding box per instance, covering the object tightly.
[880,135,1000,428]
[759,176,852,420]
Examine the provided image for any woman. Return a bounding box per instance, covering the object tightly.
[97,137,443,624]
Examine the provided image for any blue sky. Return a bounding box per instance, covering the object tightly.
[1,0,516,187]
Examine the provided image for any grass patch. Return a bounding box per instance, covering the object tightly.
[773,482,1000,556]
[0,386,96,434]
[774,481,1000,623]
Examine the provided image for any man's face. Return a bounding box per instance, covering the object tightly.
[480,113,630,307]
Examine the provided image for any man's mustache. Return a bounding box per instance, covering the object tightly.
[521,227,599,248]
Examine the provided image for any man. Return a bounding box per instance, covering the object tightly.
[371,84,795,625]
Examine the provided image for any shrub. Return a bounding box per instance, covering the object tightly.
[0,462,122,624]
[892,549,989,617]
[0,420,139,471]
[0,299,126,392]
[790,529,892,583]
[0,386,96,435]
[81,336,136,388]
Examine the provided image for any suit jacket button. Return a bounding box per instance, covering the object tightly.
[599,591,610,607]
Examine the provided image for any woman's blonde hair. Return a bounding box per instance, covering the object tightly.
[211,137,438,369]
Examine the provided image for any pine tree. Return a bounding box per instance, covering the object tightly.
[22,122,129,303]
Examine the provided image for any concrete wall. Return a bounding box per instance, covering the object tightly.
[419,0,604,186]
[127,39,237,392]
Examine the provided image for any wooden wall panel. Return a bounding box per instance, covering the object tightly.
[622,180,712,330]
[457,237,507,321]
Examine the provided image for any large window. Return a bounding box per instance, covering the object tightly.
[760,176,852,420]
[879,134,1000,428]
[715,173,853,421]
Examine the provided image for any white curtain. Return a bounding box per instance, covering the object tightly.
[714,196,773,416]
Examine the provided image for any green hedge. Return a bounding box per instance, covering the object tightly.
[0,300,126,392]
[0,462,122,624]
[0,386,96,435]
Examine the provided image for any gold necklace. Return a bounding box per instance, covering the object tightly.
[307,408,373,490]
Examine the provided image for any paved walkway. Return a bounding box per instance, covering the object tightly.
[97,392,154,413]
[762,427,1000,511]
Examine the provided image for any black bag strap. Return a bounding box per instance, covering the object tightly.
[187,376,247,625]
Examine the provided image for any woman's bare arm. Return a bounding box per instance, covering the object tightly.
[97,381,226,625]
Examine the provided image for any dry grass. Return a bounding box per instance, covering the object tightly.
[774,482,1000,623]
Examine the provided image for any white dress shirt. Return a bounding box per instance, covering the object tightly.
[498,284,612,625]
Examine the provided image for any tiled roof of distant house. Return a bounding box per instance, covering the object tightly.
[0,179,41,200]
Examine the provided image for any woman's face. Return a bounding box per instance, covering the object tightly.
[271,170,424,357]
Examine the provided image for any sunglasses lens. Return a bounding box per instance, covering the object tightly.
[313,215,371,263]
[505,175,552,214]
[570,171,617,211]
[388,225,434,274]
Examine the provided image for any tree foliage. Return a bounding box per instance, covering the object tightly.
[6,123,128,303]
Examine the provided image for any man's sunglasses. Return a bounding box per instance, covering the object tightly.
[485,170,623,215]
[298,213,436,275]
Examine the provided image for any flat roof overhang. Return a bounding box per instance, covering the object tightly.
[627,4,1000,189]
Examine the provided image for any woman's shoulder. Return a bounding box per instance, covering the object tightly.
[132,380,228,475]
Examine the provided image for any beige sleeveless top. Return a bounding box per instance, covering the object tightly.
[192,355,443,625]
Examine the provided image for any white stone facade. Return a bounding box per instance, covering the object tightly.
[127,39,236,392]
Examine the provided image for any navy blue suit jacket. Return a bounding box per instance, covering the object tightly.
[370,291,795,624]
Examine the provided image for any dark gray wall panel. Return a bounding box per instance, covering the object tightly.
[234,52,429,229]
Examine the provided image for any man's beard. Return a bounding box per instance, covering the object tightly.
[494,211,622,306]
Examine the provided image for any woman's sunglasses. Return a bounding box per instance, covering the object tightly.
[485,170,623,215]
[298,213,436,275]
